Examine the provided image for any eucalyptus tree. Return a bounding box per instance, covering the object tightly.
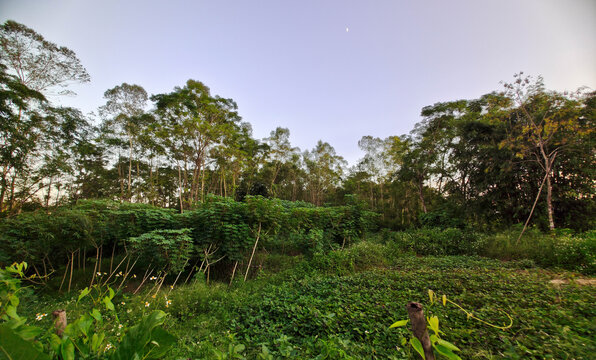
[303,141,346,206]
[99,83,149,201]
[152,80,242,208]
[263,127,299,197]
[356,136,384,208]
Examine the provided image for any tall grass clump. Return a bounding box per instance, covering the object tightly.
[481,227,595,274]
[383,227,485,256]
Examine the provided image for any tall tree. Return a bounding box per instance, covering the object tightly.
[99,83,148,201]
[502,74,592,231]
[0,64,45,212]
[0,20,90,212]
[263,127,298,197]
[153,80,242,208]
[0,20,90,95]
[303,141,346,206]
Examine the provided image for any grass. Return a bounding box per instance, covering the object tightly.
[21,245,596,359]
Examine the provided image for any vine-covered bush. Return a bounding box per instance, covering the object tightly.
[0,196,379,280]
[387,227,484,256]
[127,229,193,273]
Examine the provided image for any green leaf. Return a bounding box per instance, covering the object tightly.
[110,310,173,360]
[145,328,176,359]
[91,333,100,353]
[436,338,460,352]
[410,337,425,359]
[400,337,407,346]
[77,287,90,303]
[90,308,102,323]
[433,343,462,360]
[49,334,62,353]
[5,305,19,320]
[428,316,440,335]
[13,325,42,341]
[389,319,409,328]
[234,344,245,353]
[103,297,115,311]
[60,338,75,360]
[0,324,51,360]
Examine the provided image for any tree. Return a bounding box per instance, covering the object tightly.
[99,83,149,201]
[0,20,90,212]
[303,141,346,206]
[152,80,242,208]
[0,64,45,212]
[0,20,90,95]
[502,73,592,231]
[263,127,299,197]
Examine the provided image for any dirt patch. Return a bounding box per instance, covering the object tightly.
[549,278,596,286]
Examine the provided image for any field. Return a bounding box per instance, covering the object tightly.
[19,245,596,359]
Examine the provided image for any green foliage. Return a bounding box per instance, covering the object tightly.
[218,256,595,358]
[0,262,176,359]
[127,229,193,273]
[480,227,596,274]
[385,227,485,256]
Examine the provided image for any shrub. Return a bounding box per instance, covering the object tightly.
[389,227,484,256]
[480,227,595,274]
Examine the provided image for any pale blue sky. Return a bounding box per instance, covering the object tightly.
[1,0,595,165]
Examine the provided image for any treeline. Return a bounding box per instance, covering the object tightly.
[1,20,594,230]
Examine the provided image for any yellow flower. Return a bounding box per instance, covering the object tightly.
[165,299,172,308]
[145,302,150,307]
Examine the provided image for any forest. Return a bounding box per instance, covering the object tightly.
[0,20,595,360]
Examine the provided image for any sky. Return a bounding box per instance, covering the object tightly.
[1,0,595,165]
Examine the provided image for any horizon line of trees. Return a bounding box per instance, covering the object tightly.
[1,20,594,230]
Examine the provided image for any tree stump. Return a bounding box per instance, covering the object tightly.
[406,302,434,360]
[52,309,67,337]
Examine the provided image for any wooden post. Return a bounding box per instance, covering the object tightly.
[229,261,238,286]
[52,310,67,337]
[244,222,261,282]
[406,302,435,360]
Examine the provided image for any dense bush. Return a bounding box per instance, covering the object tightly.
[376,226,595,274]
[0,197,379,282]
[380,227,485,256]
[480,227,596,274]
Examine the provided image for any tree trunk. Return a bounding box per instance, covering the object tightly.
[178,164,184,213]
[546,173,555,230]
[128,136,133,201]
[229,261,238,286]
[68,252,75,292]
[201,157,206,202]
[418,179,427,213]
[118,162,124,201]
[406,302,435,360]
[45,177,53,208]
[244,222,262,281]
